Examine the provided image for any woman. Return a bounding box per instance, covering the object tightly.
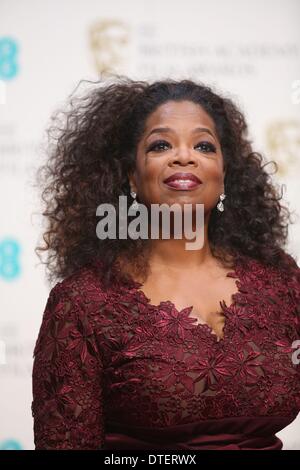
[32,77,300,450]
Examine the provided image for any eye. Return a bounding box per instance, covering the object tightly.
[146,139,217,154]
[147,140,170,152]
[195,141,217,153]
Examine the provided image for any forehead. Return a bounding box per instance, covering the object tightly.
[143,100,216,132]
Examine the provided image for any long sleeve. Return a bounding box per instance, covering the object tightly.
[31,283,105,449]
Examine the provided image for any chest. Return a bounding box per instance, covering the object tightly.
[138,272,239,335]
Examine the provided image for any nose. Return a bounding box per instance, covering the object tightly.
[168,145,198,167]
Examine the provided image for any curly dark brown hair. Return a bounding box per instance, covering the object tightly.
[35,75,298,288]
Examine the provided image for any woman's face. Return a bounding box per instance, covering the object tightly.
[129,100,225,213]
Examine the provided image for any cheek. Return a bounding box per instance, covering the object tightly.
[136,157,161,182]
[204,159,224,182]
[135,162,161,200]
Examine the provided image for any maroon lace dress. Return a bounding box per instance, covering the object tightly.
[31,253,300,450]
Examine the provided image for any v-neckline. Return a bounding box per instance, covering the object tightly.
[124,256,245,344]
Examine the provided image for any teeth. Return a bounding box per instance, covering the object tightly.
[171,180,195,183]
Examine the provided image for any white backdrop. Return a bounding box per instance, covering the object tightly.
[0,0,299,450]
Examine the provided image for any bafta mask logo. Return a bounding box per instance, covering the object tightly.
[88,19,130,76]
[265,120,300,177]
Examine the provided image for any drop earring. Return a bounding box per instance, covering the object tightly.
[217,193,226,212]
[130,190,139,210]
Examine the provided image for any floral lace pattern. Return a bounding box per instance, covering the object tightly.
[32,253,300,449]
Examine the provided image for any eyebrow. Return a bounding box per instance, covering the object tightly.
[146,126,216,140]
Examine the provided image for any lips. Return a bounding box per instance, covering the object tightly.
[163,172,203,190]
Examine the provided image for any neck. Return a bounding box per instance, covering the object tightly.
[148,217,215,271]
